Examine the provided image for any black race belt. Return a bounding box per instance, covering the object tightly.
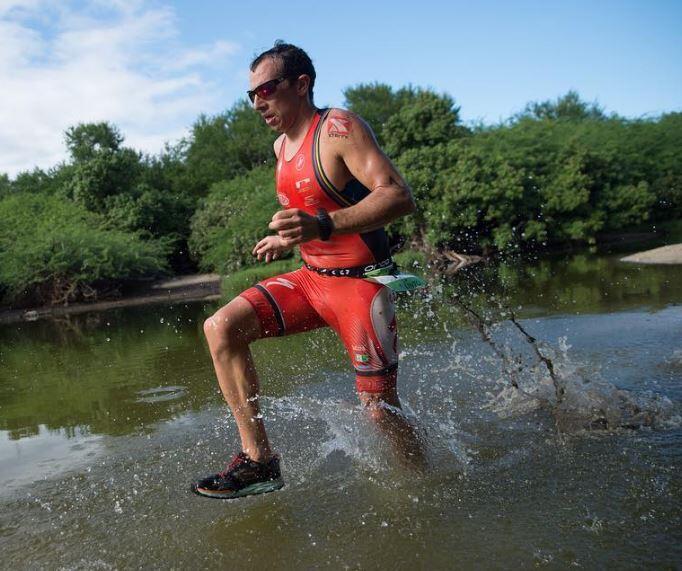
[304,257,394,278]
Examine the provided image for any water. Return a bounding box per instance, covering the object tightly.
[1,249,681,569]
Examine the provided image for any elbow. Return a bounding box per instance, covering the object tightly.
[402,189,416,215]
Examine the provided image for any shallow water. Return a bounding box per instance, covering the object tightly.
[0,249,681,569]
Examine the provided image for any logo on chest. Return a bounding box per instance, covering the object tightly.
[295,154,305,171]
[295,178,311,192]
[277,192,290,206]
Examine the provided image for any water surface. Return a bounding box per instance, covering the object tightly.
[0,249,680,569]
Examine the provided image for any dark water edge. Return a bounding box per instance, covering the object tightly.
[0,246,681,569]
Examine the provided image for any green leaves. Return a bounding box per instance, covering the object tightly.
[181,99,276,197]
[0,194,169,305]
[188,166,280,273]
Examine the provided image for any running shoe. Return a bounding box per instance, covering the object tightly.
[191,452,284,499]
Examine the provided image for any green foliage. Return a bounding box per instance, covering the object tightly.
[0,193,169,305]
[518,90,606,122]
[420,141,531,250]
[383,90,468,157]
[65,122,124,162]
[343,83,419,145]
[11,166,72,195]
[189,166,280,273]
[64,147,142,211]
[182,99,276,197]
[0,173,10,198]
[1,89,678,303]
[102,184,194,238]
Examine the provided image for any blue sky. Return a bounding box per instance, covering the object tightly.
[0,0,680,176]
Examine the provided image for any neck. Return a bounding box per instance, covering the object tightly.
[283,101,317,141]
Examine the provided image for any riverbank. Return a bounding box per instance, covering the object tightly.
[621,243,682,265]
[2,235,680,325]
[0,274,222,325]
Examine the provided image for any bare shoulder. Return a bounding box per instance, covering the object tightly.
[321,108,377,147]
[273,134,285,159]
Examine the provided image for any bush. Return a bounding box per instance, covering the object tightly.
[189,166,281,273]
[0,194,169,305]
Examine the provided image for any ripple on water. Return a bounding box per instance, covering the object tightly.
[135,385,187,404]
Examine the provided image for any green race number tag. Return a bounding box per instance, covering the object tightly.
[363,270,427,292]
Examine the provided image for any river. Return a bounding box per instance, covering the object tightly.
[1,247,680,569]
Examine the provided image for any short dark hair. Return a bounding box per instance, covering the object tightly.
[250,41,316,103]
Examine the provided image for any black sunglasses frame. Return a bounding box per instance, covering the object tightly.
[247,76,290,103]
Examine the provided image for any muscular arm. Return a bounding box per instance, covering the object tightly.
[327,112,415,235]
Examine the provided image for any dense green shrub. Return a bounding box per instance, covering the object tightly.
[0,194,169,305]
[182,100,277,197]
[189,166,280,273]
[382,90,468,157]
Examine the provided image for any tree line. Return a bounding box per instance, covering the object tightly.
[0,86,679,306]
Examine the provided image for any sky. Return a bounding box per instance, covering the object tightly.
[0,0,680,177]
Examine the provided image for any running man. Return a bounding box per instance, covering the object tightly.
[192,41,422,499]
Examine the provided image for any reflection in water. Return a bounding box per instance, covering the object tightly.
[0,249,680,568]
[0,426,102,495]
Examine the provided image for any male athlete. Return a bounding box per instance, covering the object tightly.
[192,42,420,499]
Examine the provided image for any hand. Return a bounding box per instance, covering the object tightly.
[268,209,320,246]
[252,235,290,263]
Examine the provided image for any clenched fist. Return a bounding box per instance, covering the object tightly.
[268,209,321,246]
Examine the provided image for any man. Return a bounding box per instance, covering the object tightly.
[192,41,421,499]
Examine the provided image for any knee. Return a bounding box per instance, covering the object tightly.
[203,307,249,353]
[359,390,400,422]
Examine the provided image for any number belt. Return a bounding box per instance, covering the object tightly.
[304,258,394,278]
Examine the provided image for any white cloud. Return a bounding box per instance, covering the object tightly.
[0,0,240,176]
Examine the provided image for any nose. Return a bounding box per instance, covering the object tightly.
[252,93,267,111]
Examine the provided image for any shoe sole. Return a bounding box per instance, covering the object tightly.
[192,479,284,500]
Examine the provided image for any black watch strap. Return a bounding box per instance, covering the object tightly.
[316,208,334,241]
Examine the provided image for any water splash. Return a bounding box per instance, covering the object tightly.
[446,285,678,432]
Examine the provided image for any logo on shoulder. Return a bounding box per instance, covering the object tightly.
[328,116,352,138]
[295,154,305,171]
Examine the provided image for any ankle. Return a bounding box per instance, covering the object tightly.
[244,448,272,464]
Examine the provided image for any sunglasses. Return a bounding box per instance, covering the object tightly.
[247,76,290,103]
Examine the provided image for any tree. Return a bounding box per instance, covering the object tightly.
[0,173,11,198]
[65,122,125,162]
[182,99,276,197]
[189,166,279,272]
[518,91,606,122]
[343,83,419,144]
[383,90,468,157]
[0,193,169,306]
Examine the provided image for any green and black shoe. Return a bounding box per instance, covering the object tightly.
[191,452,284,499]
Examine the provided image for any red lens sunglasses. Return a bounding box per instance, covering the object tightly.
[247,77,289,103]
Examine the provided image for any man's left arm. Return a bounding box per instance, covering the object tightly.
[326,112,415,235]
[269,112,414,245]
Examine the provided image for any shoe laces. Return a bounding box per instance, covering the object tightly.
[218,452,250,478]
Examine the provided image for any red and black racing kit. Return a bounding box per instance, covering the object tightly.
[240,109,398,393]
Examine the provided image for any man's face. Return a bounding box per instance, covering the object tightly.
[249,58,301,132]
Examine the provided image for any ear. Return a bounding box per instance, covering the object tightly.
[295,75,310,98]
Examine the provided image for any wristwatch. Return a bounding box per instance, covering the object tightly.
[316,208,334,241]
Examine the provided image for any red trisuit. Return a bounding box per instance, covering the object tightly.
[241,109,398,393]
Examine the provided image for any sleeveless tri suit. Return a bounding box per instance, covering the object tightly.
[240,109,398,393]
